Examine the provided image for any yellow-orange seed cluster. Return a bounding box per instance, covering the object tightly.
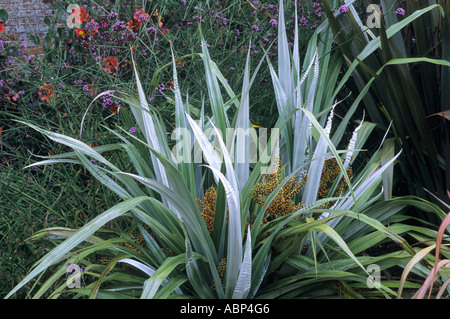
[210,258,227,292]
[315,157,353,207]
[252,157,305,225]
[251,156,353,222]
[196,186,218,235]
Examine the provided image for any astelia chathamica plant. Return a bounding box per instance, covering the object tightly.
[5,0,447,300]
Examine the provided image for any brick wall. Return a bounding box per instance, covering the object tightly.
[1,0,53,54]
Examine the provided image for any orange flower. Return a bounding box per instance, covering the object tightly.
[0,23,5,33]
[103,56,118,74]
[135,20,141,30]
[162,28,169,35]
[176,59,186,67]
[76,28,86,38]
[79,7,88,23]
[133,9,140,20]
[38,82,55,102]
[152,8,163,28]
[127,19,140,31]
[134,8,149,20]
[71,6,88,24]
[128,8,148,31]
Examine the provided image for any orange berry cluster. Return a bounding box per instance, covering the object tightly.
[252,157,305,225]
[196,186,218,235]
[313,157,353,207]
[210,258,227,292]
[251,156,353,223]
[196,186,229,235]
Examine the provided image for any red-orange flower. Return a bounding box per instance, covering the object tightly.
[38,82,55,102]
[78,7,88,23]
[134,8,149,20]
[103,56,118,74]
[152,8,163,28]
[76,28,86,38]
[0,23,5,33]
[131,44,139,52]
[127,8,149,31]
[11,93,19,101]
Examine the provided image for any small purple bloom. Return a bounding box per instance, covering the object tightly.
[396,8,406,16]
[101,94,114,108]
[108,11,118,20]
[129,127,137,134]
[339,5,349,14]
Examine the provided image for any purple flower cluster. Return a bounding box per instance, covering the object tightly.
[155,83,165,94]
[396,8,406,15]
[129,127,137,133]
[112,20,127,31]
[107,11,118,20]
[101,94,114,108]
